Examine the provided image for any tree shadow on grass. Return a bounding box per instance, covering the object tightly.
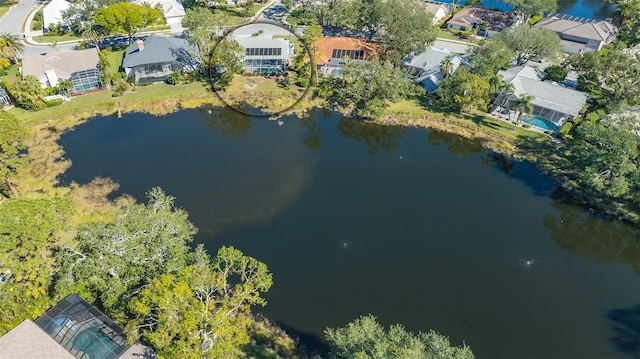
[607,305,640,357]
[416,94,458,116]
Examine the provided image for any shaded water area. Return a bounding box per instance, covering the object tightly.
[59,108,640,359]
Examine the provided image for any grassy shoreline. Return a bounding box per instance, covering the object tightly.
[11,82,640,224]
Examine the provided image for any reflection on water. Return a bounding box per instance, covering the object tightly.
[200,105,253,136]
[607,305,640,358]
[337,117,407,154]
[544,194,640,276]
[428,129,485,157]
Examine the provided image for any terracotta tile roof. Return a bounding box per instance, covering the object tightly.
[311,37,379,65]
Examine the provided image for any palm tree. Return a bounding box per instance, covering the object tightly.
[440,57,454,79]
[511,94,535,130]
[82,21,103,51]
[488,75,502,95]
[0,33,24,63]
[499,82,515,113]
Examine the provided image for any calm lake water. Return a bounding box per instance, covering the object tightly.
[59,108,640,359]
[455,0,618,19]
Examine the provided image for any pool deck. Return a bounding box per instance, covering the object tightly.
[490,107,561,135]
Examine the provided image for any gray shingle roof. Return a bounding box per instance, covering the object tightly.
[498,65,588,117]
[122,35,195,68]
[534,16,618,42]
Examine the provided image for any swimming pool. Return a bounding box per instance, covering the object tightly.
[523,117,558,131]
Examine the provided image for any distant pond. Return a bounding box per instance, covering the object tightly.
[59,107,640,359]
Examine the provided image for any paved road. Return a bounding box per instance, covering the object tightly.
[0,0,36,34]
[0,0,72,58]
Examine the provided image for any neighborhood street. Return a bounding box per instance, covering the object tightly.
[0,0,74,58]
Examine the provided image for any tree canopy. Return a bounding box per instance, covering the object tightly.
[496,25,561,66]
[437,67,491,113]
[53,187,195,318]
[568,45,640,112]
[378,0,437,64]
[609,0,640,45]
[9,75,46,111]
[467,38,514,78]
[0,197,72,333]
[561,120,639,199]
[0,111,28,198]
[337,0,437,63]
[328,60,416,119]
[94,2,165,44]
[210,38,244,90]
[183,7,229,61]
[325,315,475,359]
[126,246,273,358]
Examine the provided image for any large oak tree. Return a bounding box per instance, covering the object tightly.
[95,2,165,44]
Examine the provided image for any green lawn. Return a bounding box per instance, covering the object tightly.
[10,82,210,124]
[104,49,125,75]
[436,30,481,44]
[216,4,262,25]
[0,64,21,86]
[0,4,11,20]
[385,98,545,141]
[33,34,82,43]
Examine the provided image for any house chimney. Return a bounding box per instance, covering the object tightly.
[136,39,144,51]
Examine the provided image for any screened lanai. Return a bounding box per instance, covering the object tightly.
[34,294,130,359]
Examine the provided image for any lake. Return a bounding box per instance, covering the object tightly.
[451,0,618,19]
[59,108,640,359]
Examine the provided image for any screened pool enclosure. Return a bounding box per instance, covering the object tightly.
[34,294,130,359]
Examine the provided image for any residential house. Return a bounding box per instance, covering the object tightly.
[312,37,379,77]
[446,7,520,37]
[0,294,156,359]
[122,35,198,83]
[423,3,449,25]
[534,13,618,53]
[402,46,463,93]
[494,65,588,131]
[42,0,71,32]
[131,0,186,32]
[21,48,101,94]
[235,36,294,74]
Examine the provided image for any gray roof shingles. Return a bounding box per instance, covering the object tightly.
[122,35,195,69]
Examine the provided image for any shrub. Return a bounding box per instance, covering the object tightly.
[528,15,542,25]
[166,70,182,85]
[544,65,567,82]
[585,112,600,123]
[112,79,129,97]
[45,98,64,107]
[558,122,573,138]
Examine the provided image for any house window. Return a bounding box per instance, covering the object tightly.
[246,48,282,56]
[143,63,164,74]
[331,49,365,60]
